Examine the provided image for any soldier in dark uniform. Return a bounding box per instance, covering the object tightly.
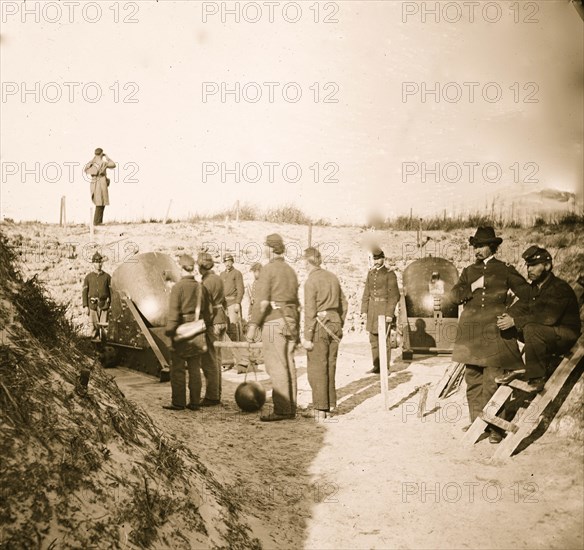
[164,254,213,410]
[221,253,245,341]
[246,234,300,422]
[450,227,530,443]
[360,248,399,374]
[301,247,348,420]
[495,246,581,392]
[197,252,228,406]
[82,251,111,339]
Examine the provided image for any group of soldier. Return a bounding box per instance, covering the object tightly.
[82,225,581,430]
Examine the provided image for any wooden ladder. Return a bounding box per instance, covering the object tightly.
[462,339,584,459]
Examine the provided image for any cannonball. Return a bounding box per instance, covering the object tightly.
[235,381,266,412]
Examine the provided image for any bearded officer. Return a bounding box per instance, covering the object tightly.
[301,247,348,420]
[360,248,399,374]
[450,227,530,443]
[495,246,581,392]
[246,234,300,422]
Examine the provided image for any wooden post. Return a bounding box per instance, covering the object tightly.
[59,196,67,227]
[308,223,313,248]
[163,200,172,224]
[379,315,390,410]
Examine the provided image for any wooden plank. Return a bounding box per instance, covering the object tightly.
[410,347,453,354]
[492,340,584,460]
[379,315,390,410]
[462,385,513,446]
[417,383,430,418]
[434,361,457,398]
[480,413,518,433]
[399,294,412,360]
[123,294,169,370]
[214,340,263,349]
[439,362,465,399]
[507,379,536,393]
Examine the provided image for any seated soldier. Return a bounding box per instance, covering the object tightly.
[496,246,582,392]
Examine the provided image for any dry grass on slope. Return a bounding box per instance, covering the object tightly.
[0,232,260,550]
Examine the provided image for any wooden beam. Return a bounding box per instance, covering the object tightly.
[492,340,584,460]
[399,294,412,360]
[214,341,263,349]
[480,413,518,433]
[379,315,390,410]
[462,385,513,446]
[122,294,169,370]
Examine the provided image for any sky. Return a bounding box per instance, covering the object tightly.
[1,0,582,225]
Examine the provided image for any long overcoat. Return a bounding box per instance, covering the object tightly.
[450,258,530,368]
[85,157,116,206]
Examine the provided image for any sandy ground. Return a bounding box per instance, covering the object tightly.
[111,336,583,550]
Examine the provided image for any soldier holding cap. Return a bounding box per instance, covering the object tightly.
[164,254,213,410]
[450,227,530,442]
[197,251,228,405]
[84,148,116,226]
[301,247,348,419]
[361,247,399,374]
[246,233,300,421]
[82,252,111,339]
[495,246,581,391]
[220,253,245,341]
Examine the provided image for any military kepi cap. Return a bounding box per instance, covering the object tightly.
[371,247,385,260]
[94,148,103,155]
[265,233,285,254]
[223,253,234,262]
[522,246,552,266]
[92,251,106,263]
[302,247,322,265]
[469,226,503,246]
[178,254,195,268]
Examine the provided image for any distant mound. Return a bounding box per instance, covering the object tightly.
[0,231,260,549]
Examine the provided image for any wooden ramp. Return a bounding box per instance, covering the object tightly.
[462,339,584,459]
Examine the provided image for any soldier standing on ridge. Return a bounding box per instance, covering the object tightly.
[220,253,244,341]
[301,247,348,420]
[197,251,227,405]
[360,247,399,374]
[84,148,116,226]
[82,251,111,340]
[246,234,300,422]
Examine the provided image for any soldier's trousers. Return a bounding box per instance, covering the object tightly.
[307,321,342,410]
[262,317,297,416]
[170,353,202,408]
[89,307,108,338]
[226,303,242,341]
[465,364,503,422]
[522,323,579,379]
[368,331,391,372]
[201,330,223,401]
[93,205,105,225]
